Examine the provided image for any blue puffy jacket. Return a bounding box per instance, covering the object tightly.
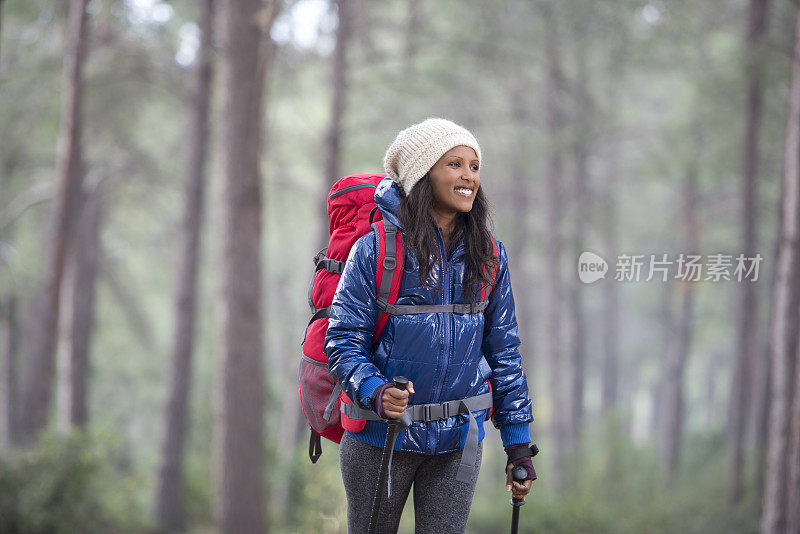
[324,175,533,454]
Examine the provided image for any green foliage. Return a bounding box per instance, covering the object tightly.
[0,426,760,533]
[465,427,759,534]
[0,429,151,534]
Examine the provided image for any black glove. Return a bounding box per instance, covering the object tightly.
[504,443,538,481]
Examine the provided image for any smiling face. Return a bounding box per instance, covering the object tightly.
[427,145,480,229]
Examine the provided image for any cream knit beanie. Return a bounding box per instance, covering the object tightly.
[383,117,482,196]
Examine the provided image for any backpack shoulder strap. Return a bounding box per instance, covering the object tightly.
[372,219,404,344]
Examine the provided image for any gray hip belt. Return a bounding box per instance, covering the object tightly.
[340,391,493,483]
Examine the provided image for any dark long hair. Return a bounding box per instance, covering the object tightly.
[397,173,499,304]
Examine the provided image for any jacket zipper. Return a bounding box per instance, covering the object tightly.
[434,226,452,405]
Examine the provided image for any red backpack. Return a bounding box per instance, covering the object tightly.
[299,173,497,463]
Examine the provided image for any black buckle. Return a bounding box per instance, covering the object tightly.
[376,298,389,312]
[454,303,475,314]
[331,259,345,274]
[420,403,451,421]
[422,404,432,421]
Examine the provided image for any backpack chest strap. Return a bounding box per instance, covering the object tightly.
[377,300,489,315]
[373,219,491,317]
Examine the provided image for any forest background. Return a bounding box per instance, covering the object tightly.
[2,0,800,533]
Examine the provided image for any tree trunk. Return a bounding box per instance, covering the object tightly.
[760,9,800,533]
[58,183,102,430]
[325,0,349,189]
[0,0,4,61]
[661,146,699,482]
[600,157,621,416]
[1,293,18,451]
[566,32,591,467]
[754,228,780,505]
[18,0,89,447]
[599,87,623,486]
[214,0,269,532]
[155,0,215,531]
[756,337,772,507]
[404,0,420,76]
[541,0,566,492]
[788,322,800,533]
[598,21,626,484]
[653,279,675,442]
[599,146,624,480]
[600,2,627,421]
[315,0,352,252]
[508,71,536,390]
[729,0,770,505]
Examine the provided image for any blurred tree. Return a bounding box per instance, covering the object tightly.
[565,13,593,468]
[508,67,537,387]
[154,0,215,531]
[0,293,17,451]
[541,0,567,493]
[324,0,351,193]
[661,127,700,482]
[213,0,277,532]
[729,0,770,506]
[599,5,627,488]
[654,278,674,442]
[58,179,104,430]
[404,0,420,76]
[756,304,773,503]
[761,6,800,533]
[17,0,89,448]
[315,0,353,255]
[0,0,4,59]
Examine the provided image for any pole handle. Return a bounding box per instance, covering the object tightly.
[512,465,527,483]
[510,465,528,507]
[392,376,409,391]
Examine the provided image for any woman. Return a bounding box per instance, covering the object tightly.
[325,117,536,533]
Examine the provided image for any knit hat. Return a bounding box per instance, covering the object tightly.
[383,117,482,196]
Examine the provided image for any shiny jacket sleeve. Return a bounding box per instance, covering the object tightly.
[324,231,388,406]
[482,240,534,435]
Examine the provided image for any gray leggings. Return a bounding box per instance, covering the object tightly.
[338,431,483,533]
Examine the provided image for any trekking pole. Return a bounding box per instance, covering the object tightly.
[368,376,411,534]
[509,465,527,534]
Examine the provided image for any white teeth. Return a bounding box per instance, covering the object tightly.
[455,187,473,197]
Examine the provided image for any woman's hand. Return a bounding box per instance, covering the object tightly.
[381,381,415,419]
[505,463,533,500]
